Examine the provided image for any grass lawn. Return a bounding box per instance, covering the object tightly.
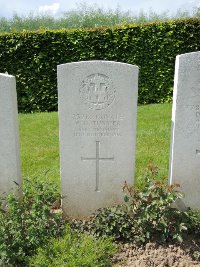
[136,103,172,183]
[19,103,172,189]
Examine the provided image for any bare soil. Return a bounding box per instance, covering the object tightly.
[112,235,200,267]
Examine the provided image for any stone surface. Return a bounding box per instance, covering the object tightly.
[169,51,200,209]
[58,61,138,218]
[0,73,21,197]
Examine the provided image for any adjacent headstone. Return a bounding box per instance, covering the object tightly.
[169,51,200,209]
[58,61,138,218]
[0,73,21,198]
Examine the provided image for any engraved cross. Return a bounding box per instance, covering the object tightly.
[81,141,114,192]
[90,75,105,92]
[90,81,105,93]
[90,75,106,104]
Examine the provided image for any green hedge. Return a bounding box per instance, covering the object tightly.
[0,19,200,112]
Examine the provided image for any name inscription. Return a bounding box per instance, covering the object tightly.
[73,113,124,137]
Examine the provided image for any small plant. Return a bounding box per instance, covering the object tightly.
[0,179,64,266]
[30,226,117,267]
[70,206,135,242]
[182,209,200,236]
[122,162,186,243]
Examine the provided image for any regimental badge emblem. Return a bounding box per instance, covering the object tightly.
[79,73,115,110]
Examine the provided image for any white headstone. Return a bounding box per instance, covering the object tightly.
[0,73,21,198]
[169,51,200,209]
[58,61,138,218]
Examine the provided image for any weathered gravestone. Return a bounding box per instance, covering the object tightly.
[169,51,200,209]
[58,61,138,218]
[0,73,21,197]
